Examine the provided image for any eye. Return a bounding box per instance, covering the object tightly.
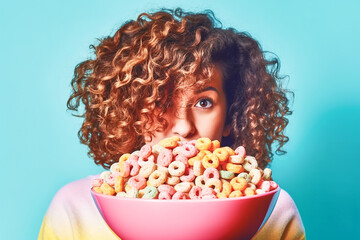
[195,98,213,109]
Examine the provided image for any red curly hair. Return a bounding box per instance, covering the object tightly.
[67,8,293,169]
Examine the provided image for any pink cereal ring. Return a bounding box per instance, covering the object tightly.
[203,167,220,182]
[128,176,147,190]
[189,186,202,199]
[180,168,196,182]
[157,149,173,167]
[270,181,278,190]
[180,144,198,158]
[188,140,197,146]
[235,146,246,157]
[127,152,139,162]
[201,187,217,197]
[172,191,187,200]
[202,194,217,199]
[128,158,140,176]
[140,144,152,159]
[92,178,103,187]
[158,184,176,196]
[175,154,189,167]
[138,154,155,167]
[106,172,121,186]
[260,180,271,192]
[158,191,172,200]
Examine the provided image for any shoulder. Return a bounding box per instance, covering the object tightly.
[253,189,306,240]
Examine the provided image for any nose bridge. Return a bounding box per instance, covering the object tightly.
[171,103,195,137]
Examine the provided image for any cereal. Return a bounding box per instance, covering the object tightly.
[168,161,186,176]
[195,137,212,150]
[202,154,220,169]
[92,136,278,200]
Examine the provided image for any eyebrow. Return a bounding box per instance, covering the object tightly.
[195,86,220,94]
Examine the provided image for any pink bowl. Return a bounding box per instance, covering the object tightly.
[91,187,280,240]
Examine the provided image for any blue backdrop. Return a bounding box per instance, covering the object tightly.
[1,0,359,239]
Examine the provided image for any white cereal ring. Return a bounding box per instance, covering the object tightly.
[249,168,261,185]
[168,161,186,177]
[148,170,167,187]
[243,156,258,172]
[138,162,156,178]
[195,175,206,188]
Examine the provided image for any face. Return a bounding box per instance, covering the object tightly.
[145,67,229,145]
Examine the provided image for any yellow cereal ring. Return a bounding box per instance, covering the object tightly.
[226,163,245,174]
[92,187,103,194]
[197,150,212,159]
[148,170,168,187]
[114,176,124,193]
[230,177,247,191]
[195,137,212,151]
[244,187,255,196]
[217,192,228,199]
[171,136,181,142]
[229,190,243,198]
[158,137,178,148]
[220,179,232,197]
[125,184,133,193]
[119,153,131,163]
[223,146,236,156]
[100,183,115,196]
[213,148,230,162]
[210,140,221,151]
[202,154,220,169]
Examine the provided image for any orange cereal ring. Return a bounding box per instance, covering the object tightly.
[222,146,235,156]
[197,150,212,159]
[213,148,230,162]
[193,160,205,176]
[230,177,247,191]
[210,140,221,151]
[220,179,232,197]
[188,157,199,166]
[217,192,228,199]
[158,137,178,149]
[229,190,243,198]
[244,187,255,196]
[114,175,124,193]
[119,153,131,163]
[195,137,212,151]
[100,183,115,196]
[226,163,244,174]
[202,154,220,169]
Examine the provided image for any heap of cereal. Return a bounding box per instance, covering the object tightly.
[91,137,278,199]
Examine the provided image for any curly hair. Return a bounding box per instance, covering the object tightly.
[67,8,293,169]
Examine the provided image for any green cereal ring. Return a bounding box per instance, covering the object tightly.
[142,186,158,199]
[219,170,235,180]
[238,172,251,182]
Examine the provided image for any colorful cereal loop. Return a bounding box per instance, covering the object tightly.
[244,187,256,196]
[138,154,155,167]
[92,187,103,194]
[119,153,131,163]
[243,156,258,172]
[142,186,158,199]
[128,158,140,176]
[249,168,261,185]
[174,182,192,193]
[230,177,247,191]
[238,172,251,182]
[213,148,230,162]
[222,146,236,156]
[205,178,222,193]
[217,192,227,199]
[157,149,173,167]
[203,167,220,181]
[172,191,187,200]
[128,176,147,190]
[168,161,186,176]
[180,168,196,182]
[229,190,243,198]
[202,154,220,169]
[193,160,205,176]
[166,176,180,186]
[114,175,124,193]
[226,163,244,174]
[209,140,221,151]
[175,154,189,168]
[195,175,206,188]
[92,178,103,187]
[189,186,202,199]
[229,155,245,164]
[148,170,168,187]
[158,137,178,148]
[158,184,176,196]
[234,146,246,157]
[263,168,272,180]
[100,183,115,196]
[140,144,152,159]
[158,191,172,200]
[219,170,234,180]
[139,162,156,178]
[195,137,212,151]
[110,162,121,173]
[220,179,232,197]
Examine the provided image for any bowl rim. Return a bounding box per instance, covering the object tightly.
[91,185,280,203]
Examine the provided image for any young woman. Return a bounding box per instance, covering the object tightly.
[39,9,305,239]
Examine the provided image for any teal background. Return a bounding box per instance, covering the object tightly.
[1,0,359,239]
